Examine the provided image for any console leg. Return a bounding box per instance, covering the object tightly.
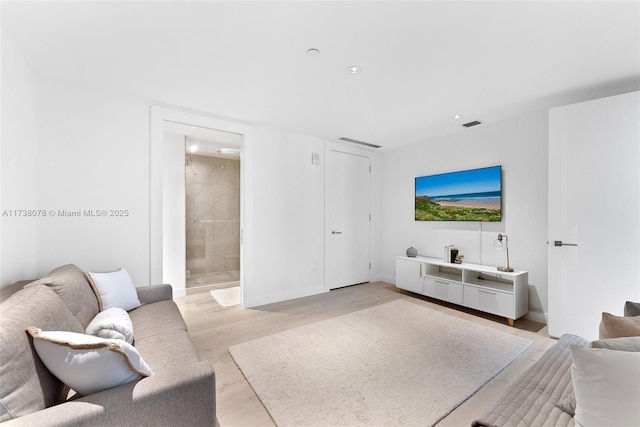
[507,318,515,327]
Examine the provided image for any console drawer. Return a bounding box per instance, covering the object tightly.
[423,276,463,305]
[464,285,514,318]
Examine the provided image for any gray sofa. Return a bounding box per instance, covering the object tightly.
[472,334,588,427]
[0,264,215,426]
[473,301,640,427]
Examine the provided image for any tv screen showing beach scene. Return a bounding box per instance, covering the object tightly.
[415,165,502,221]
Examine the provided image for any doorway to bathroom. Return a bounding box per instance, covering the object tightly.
[184,134,241,291]
[162,120,242,306]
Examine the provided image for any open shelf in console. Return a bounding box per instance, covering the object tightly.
[423,264,462,283]
[462,271,515,294]
[464,277,513,293]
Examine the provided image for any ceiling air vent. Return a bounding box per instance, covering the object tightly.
[339,137,381,149]
[462,120,482,128]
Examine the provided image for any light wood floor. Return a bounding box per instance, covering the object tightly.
[174,281,556,427]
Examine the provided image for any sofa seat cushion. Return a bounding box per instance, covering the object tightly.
[25,264,99,328]
[0,286,84,422]
[134,330,200,373]
[128,300,187,340]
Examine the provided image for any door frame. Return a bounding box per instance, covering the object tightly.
[149,105,252,300]
[324,140,375,290]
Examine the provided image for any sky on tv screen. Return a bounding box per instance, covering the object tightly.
[415,166,501,198]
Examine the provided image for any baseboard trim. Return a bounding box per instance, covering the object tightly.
[525,310,548,324]
[376,275,395,285]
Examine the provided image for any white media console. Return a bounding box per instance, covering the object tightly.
[396,256,528,326]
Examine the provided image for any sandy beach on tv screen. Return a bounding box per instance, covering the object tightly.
[437,200,500,209]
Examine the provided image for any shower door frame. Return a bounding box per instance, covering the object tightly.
[186,151,242,288]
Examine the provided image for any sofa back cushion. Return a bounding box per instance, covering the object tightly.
[26,264,99,328]
[0,285,84,421]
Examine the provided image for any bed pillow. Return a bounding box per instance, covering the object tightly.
[571,346,640,427]
[27,327,152,396]
[85,307,134,344]
[599,312,640,339]
[85,268,141,312]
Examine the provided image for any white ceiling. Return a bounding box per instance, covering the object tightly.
[3,1,639,150]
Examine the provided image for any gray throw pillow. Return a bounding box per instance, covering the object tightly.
[591,336,640,352]
[624,301,640,317]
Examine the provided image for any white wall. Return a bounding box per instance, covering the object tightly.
[242,126,326,307]
[1,71,333,307]
[33,82,150,285]
[0,38,548,315]
[162,133,186,295]
[0,63,334,308]
[0,31,39,286]
[1,41,153,288]
[376,111,549,321]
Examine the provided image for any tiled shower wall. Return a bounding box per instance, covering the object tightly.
[185,154,240,286]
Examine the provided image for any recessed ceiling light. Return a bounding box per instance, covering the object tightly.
[306,48,320,56]
[346,65,362,74]
[452,114,462,120]
[189,145,198,153]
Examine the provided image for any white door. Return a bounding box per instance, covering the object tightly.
[548,92,640,340]
[325,149,371,289]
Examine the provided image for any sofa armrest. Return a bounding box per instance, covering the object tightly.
[0,361,215,427]
[136,284,173,304]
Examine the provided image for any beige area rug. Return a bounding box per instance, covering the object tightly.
[210,286,240,308]
[229,299,532,427]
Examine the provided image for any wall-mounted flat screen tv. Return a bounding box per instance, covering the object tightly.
[415,165,502,221]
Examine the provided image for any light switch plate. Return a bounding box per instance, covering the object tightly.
[311,152,320,165]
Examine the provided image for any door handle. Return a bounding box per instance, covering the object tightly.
[553,240,577,247]
[332,231,343,235]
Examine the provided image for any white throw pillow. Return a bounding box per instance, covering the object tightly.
[571,345,640,427]
[86,268,141,311]
[85,307,135,344]
[27,327,153,395]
